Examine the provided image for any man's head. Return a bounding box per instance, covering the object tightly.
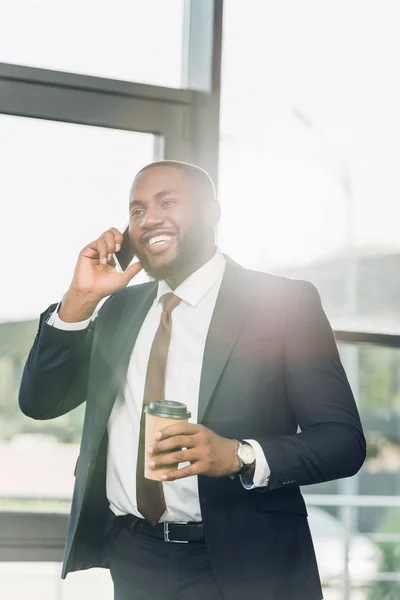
[128,161,220,287]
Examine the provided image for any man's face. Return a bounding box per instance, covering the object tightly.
[128,166,216,281]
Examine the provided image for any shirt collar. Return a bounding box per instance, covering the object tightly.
[156,249,226,307]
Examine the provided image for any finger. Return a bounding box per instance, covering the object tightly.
[86,239,108,265]
[81,244,101,260]
[155,422,200,441]
[123,261,142,283]
[148,448,197,470]
[150,435,197,455]
[160,463,199,482]
[109,227,124,250]
[101,230,120,256]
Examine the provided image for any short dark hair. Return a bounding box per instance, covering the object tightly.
[135,160,216,200]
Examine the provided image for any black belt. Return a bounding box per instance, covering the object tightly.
[117,514,205,543]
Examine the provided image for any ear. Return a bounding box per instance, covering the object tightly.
[207,198,221,228]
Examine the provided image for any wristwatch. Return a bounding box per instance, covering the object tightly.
[236,440,256,474]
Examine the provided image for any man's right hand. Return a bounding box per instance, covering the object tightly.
[59,227,142,322]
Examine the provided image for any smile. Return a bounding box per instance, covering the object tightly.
[146,234,175,254]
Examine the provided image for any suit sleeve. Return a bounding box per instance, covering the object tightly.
[256,281,366,492]
[18,303,97,420]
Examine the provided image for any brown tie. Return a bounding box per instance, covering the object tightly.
[136,292,181,526]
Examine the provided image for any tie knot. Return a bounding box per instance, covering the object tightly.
[161,293,181,314]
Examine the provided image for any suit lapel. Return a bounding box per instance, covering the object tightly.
[91,282,157,437]
[197,257,254,424]
[110,283,158,383]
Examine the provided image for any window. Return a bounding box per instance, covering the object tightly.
[0,563,113,600]
[0,0,186,88]
[220,5,400,592]
[0,114,155,509]
[0,0,221,592]
[219,0,400,333]
[0,114,155,322]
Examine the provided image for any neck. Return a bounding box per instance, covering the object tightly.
[165,245,217,289]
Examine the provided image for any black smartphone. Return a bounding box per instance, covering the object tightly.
[113,224,135,272]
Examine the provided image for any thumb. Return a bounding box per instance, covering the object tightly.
[123,261,143,284]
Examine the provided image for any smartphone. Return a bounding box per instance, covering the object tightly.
[113,223,136,272]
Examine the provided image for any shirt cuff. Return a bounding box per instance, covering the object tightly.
[239,439,271,490]
[46,303,92,331]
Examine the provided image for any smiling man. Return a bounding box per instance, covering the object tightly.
[19,160,366,600]
[128,163,219,287]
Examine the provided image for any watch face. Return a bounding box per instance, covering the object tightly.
[240,443,255,465]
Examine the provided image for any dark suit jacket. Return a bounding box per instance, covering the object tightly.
[19,256,366,600]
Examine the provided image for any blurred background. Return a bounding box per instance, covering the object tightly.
[1,1,400,598]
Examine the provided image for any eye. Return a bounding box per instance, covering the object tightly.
[131,209,145,218]
[163,200,177,208]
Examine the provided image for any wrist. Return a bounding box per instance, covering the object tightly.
[229,439,241,475]
[227,439,241,479]
[236,440,256,474]
[58,289,99,322]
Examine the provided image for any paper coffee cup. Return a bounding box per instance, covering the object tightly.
[144,400,191,481]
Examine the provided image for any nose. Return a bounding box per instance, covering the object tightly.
[140,206,164,229]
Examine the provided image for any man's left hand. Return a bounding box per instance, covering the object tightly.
[147,422,241,481]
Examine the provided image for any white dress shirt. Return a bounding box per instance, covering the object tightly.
[49,249,270,522]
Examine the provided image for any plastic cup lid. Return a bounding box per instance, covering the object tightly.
[144,400,191,419]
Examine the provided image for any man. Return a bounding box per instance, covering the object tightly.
[19,160,366,600]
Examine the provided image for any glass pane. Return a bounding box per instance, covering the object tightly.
[304,342,400,595]
[0,0,185,88]
[0,563,113,600]
[308,506,382,595]
[220,1,400,333]
[0,114,154,508]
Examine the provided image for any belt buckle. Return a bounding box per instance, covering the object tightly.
[163,521,189,543]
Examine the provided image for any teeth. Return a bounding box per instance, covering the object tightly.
[148,235,172,246]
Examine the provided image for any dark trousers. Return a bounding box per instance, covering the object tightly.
[105,524,225,600]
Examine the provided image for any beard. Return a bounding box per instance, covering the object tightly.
[135,226,207,282]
